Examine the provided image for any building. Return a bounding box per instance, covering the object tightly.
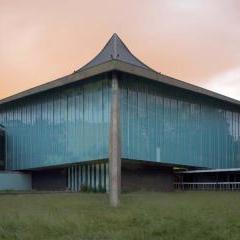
[0,34,240,192]
[0,124,5,170]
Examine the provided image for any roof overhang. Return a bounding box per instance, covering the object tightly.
[1,59,240,107]
[0,60,116,105]
[179,168,240,174]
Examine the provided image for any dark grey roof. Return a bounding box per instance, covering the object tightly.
[79,33,152,71]
[0,34,240,108]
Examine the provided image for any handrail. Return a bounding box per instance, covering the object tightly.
[174,182,240,191]
[174,182,240,185]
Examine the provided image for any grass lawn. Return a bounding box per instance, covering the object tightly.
[0,192,240,240]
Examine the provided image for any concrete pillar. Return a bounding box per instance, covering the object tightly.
[109,72,121,207]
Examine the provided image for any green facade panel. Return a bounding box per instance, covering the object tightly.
[0,75,111,170]
[120,74,240,169]
[1,70,240,171]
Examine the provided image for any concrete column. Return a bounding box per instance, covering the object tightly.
[109,72,121,207]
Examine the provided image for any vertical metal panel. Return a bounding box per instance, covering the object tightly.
[0,76,111,170]
[120,74,240,169]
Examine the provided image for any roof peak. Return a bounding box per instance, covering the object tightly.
[78,33,152,71]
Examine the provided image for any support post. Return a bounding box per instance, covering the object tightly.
[109,72,121,207]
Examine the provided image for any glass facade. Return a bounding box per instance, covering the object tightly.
[67,161,109,192]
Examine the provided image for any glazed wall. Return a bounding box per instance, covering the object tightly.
[0,75,111,170]
[120,74,240,169]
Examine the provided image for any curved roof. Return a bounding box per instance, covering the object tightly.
[0,33,240,108]
[79,33,152,71]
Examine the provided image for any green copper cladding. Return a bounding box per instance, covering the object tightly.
[120,74,240,169]
[0,75,111,170]
[2,33,240,172]
[1,69,240,171]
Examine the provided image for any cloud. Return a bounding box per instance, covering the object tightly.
[0,0,240,99]
[204,67,240,100]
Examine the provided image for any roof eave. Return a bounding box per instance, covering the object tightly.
[113,61,240,106]
[0,60,116,105]
[179,168,240,173]
[1,59,240,107]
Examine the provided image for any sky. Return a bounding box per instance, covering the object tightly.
[0,0,240,100]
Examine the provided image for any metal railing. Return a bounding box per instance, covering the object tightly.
[174,182,240,191]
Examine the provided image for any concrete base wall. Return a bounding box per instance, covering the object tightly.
[121,161,174,192]
[0,171,32,191]
[32,168,67,191]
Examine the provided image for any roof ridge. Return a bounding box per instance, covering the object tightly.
[78,33,152,71]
